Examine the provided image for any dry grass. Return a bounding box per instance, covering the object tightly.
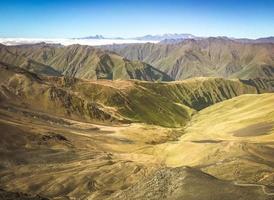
[149,94,274,185]
[0,90,273,199]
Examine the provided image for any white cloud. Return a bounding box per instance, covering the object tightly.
[0,38,159,46]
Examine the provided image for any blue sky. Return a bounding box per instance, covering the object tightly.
[0,0,274,38]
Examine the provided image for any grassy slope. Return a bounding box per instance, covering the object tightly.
[0,65,273,199]
[137,77,260,110]
[151,93,274,186]
[0,93,273,200]
[1,63,273,127]
[183,93,274,142]
[0,64,190,127]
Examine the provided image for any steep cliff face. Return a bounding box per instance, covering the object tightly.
[0,43,171,81]
[101,38,274,80]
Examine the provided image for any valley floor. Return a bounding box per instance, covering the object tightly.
[0,93,274,200]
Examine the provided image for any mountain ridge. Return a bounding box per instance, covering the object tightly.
[0,63,272,127]
[101,37,274,80]
[0,43,172,81]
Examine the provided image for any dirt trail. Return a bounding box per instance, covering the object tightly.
[234,182,274,196]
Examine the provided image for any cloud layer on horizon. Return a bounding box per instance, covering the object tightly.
[0,38,159,46]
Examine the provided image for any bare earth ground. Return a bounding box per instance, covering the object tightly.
[0,104,170,199]
[0,94,274,199]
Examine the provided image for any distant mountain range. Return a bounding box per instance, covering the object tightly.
[0,43,171,81]
[101,37,274,80]
[1,34,274,47]
[158,35,274,44]
[75,34,274,44]
[77,34,105,39]
[235,36,274,44]
[132,33,196,41]
[1,35,274,81]
[75,33,196,41]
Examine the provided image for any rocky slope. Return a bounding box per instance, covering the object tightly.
[108,166,271,200]
[101,37,274,80]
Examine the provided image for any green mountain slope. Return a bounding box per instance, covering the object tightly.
[0,43,171,81]
[0,64,188,127]
[101,37,274,80]
[0,44,61,76]
[136,77,269,110]
[1,64,272,127]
